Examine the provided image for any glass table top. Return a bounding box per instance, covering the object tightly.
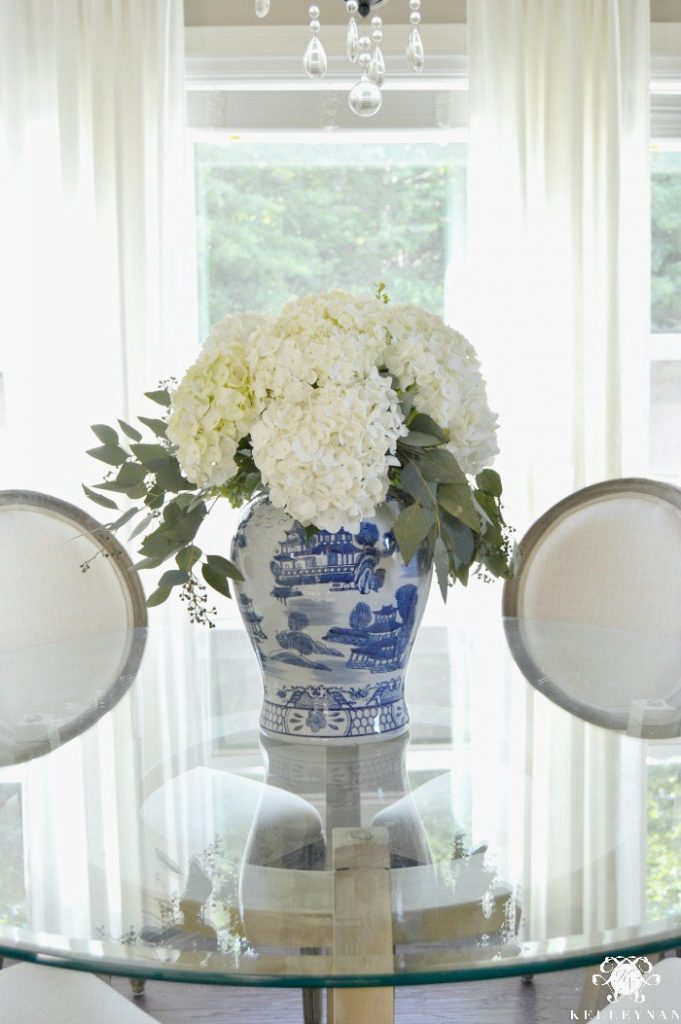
[0,616,679,988]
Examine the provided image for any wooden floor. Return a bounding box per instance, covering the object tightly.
[110,969,586,1023]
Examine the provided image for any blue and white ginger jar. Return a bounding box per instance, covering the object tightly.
[231,495,432,742]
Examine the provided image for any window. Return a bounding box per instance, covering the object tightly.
[646,753,681,917]
[193,138,467,340]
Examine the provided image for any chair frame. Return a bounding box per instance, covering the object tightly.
[0,489,148,764]
[502,477,681,731]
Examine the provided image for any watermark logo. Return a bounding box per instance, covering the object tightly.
[592,956,662,1005]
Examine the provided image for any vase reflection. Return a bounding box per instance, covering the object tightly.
[238,733,520,961]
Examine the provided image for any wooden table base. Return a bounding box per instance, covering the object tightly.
[328,827,394,1024]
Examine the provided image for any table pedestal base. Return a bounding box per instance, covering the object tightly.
[329,827,394,1024]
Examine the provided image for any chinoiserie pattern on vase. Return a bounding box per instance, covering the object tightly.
[231,495,432,741]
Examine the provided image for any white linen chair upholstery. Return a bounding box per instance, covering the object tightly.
[0,490,147,765]
[0,963,154,1023]
[0,490,149,1011]
[503,478,681,735]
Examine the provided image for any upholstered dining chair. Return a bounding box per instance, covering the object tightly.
[0,962,155,1023]
[502,478,681,736]
[503,478,681,1009]
[0,490,151,1016]
[0,489,147,766]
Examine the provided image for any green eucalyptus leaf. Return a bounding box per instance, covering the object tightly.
[392,503,435,566]
[409,414,447,442]
[415,448,467,484]
[128,513,154,541]
[481,551,510,578]
[94,481,132,494]
[163,501,182,526]
[206,554,244,582]
[110,507,138,530]
[138,416,168,438]
[145,489,165,510]
[134,555,166,570]
[176,545,202,572]
[87,445,128,467]
[472,492,503,544]
[140,529,180,558]
[155,462,193,493]
[440,511,476,566]
[476,468,503,497]
[399,462,437,511]
[187,494,208,513]
[454,563,470,587]
[433,535,450,602]
[174,493,196,510]
[163,504,205,545]
[400,389,416,418]
[145,389,171,407]
[91,424,119,446]
[125,483,149,501]
[117,462,147,487]
[117,419,143,442]
[202,563,232,599]
[438,483,481,532]
[399,431,443,449]
[158,569,189,590]
[146,587,172,607]
[82,485,118,511]
[130,443,170,470]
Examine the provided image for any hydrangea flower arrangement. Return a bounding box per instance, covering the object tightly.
[85,289,513,623]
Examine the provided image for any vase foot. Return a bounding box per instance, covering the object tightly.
[259,721,410,745]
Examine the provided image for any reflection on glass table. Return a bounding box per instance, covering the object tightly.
[0,618,679,1019]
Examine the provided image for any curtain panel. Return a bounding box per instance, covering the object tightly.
[466,0,651,946]
[0,0,194,502]
[467,0,651,528]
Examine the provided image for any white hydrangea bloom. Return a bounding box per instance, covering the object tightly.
[167,312,268,487]
[167,291,499,526]
[250,372,406,533]
[382,304,499,475]
[246,290,389,401]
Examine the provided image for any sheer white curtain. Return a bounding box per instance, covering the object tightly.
[467,0,650,529]
[0,0,195,504]
[465,0,651,946]
[0,0,198,946]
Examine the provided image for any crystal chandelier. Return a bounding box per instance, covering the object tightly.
[254,0,425,118]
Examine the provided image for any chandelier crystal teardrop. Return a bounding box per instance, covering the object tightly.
[346,13,360,61]
[254,0,425,118]
[304,5,328,78]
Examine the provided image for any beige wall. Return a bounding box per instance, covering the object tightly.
[184,1,678,27]
[185,0,467,26]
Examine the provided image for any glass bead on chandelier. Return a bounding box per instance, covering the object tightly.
[255,0,425,118]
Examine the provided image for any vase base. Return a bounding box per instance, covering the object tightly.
[259,721,410,745]
[260,698,410,743]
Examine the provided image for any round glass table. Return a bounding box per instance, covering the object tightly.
[0,616,679,1022]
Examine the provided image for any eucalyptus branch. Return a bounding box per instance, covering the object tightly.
[83,385,244,626]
